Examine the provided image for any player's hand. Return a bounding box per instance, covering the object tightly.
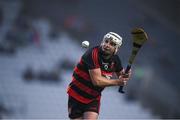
[119,76,129,86]
[122,69,132,79]
[118,69,132,86]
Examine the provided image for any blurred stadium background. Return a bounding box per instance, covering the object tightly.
[0,0,180,119]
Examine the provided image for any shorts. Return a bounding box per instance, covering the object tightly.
[68,96,100,119]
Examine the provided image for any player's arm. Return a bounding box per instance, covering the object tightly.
[89,68,126,87]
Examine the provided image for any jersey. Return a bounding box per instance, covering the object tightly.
[67,46,123,104]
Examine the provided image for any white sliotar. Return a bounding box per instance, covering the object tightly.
[82,41,90,48]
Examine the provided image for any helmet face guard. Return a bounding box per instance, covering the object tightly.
[101,32,122,54]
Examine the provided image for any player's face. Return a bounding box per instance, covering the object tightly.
[101,39,116,55]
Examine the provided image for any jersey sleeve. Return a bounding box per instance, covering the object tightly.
[81,47,100,70]
[114,55,123,72]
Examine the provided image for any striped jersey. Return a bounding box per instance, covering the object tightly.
[67,46,123,104]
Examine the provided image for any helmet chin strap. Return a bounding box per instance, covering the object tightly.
[114,47,119,54]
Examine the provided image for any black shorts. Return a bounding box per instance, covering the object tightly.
[68,96,100,119]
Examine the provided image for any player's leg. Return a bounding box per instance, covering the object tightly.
[68,96,83,119]
[83,99,100,119]
[83,111,98,119]
[68,107,83,120]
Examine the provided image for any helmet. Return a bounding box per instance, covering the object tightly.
[101,32,122,54]
[103,32,122,47]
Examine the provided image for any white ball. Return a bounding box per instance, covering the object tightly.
[82,41,90,48]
